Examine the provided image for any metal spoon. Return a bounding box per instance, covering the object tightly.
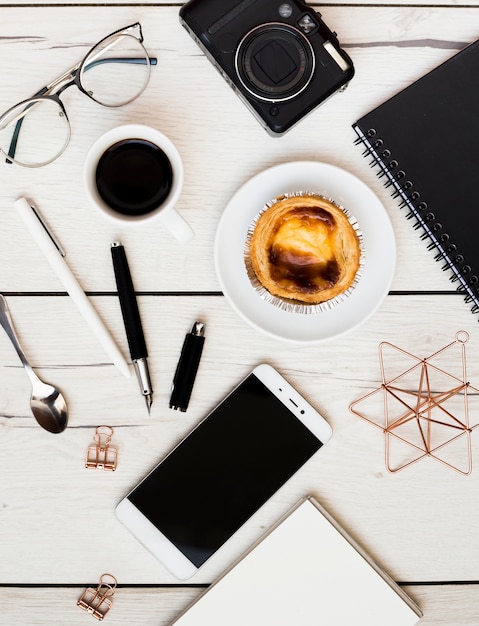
[0,294,68,433]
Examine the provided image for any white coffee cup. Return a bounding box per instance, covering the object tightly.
[83,124,194,244]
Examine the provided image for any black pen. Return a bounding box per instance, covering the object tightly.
[170,321,205,412]
[111,242,153,413]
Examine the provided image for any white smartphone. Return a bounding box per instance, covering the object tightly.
[115,363,332,579]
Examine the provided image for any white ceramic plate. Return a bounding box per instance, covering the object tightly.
[214,161,396,344]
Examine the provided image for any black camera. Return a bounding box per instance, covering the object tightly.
[179,0,354,135]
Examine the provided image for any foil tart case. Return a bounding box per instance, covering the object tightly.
[244,191,365,315]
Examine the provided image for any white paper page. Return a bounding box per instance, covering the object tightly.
[170,498,421,626]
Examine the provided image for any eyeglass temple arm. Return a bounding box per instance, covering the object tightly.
[83,57,157,71]
[6,86,48,164]
[6,56,156,163]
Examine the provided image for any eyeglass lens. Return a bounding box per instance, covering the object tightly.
[0,98,71,167]
[0,28,151,167]
[80,32,151,107]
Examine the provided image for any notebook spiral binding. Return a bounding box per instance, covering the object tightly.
[354,126,479,316]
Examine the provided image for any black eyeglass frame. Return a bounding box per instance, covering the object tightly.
[1,22,157,166]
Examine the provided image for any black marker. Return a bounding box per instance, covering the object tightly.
[170,321,205,412]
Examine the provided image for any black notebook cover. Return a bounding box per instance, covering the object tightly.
[353,39,479,315]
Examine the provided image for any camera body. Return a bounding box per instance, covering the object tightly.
[179,0,354,135]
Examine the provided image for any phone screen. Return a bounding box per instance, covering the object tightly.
[127,372,323,568]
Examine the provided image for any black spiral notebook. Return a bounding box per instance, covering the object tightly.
[353,39,479,315]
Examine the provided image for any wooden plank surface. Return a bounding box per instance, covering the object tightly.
[0,0,476,6]
[1,294,479,585]
[1,585,479,625]
[1,3,479,625]
[0,6,477,293]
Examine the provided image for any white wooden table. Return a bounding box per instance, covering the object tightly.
[1,1,479,624]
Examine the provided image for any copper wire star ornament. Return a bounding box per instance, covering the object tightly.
[349,331,479,474]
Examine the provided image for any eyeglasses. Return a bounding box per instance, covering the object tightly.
[0,23,157,167]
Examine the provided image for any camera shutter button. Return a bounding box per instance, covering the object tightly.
[278,4,293,18]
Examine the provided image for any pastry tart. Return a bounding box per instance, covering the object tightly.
[248,193,361,304]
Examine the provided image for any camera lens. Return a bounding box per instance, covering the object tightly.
[235,23,315,102]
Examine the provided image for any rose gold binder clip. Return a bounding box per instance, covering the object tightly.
[86,426,117,471]
[77,573,117,620]
[350,332,479,474]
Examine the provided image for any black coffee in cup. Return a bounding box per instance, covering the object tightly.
[95,138,173,216]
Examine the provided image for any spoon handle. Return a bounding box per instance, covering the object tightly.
[0,294,35,376]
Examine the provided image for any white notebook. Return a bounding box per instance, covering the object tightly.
[169,496,422,626]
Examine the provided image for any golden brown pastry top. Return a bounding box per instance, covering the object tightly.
[249,194,361,304]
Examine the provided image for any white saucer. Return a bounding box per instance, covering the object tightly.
[214,161,396,344]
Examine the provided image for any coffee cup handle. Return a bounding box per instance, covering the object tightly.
[160,208,194,245]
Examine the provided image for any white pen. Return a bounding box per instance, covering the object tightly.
[14,197,131,379]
